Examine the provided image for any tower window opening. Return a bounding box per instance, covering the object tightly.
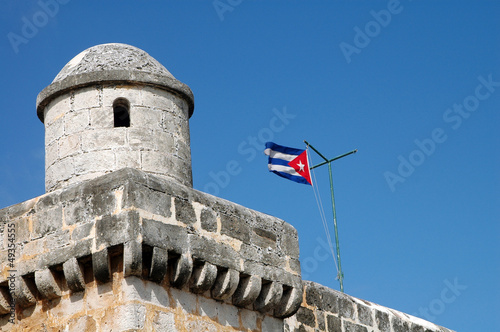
[113,98,130,127]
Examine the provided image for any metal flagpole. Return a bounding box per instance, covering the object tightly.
[304,140,357,293]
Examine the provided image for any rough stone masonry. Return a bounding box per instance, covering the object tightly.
[0,43,455,331]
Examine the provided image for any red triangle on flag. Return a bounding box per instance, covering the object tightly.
[288,150,312,185]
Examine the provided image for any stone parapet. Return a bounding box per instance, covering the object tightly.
[284,281,455,332]
[0,168,302,327]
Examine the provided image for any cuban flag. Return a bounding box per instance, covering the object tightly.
[264,142,312,185]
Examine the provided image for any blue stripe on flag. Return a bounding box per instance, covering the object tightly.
[270,170,310,185]
[265,142,304,156]
[268,157,290,167]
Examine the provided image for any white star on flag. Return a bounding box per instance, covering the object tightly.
[297,161,305,172]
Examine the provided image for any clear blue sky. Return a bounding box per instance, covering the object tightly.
[1,1,498,331]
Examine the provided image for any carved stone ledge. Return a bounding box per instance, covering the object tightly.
[1,169,303,318]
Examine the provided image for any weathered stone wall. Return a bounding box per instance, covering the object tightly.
[42,84,192,192]
[1,260,283,331]
[284,281,454,332]
[0,169,456,332]
[0,168,302,331]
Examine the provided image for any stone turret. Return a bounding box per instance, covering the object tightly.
[36,43,194,192]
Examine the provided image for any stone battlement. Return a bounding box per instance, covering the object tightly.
[1,168,302,330]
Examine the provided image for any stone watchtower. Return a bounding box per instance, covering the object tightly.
[37,43,194,192]
[0,44,455,331]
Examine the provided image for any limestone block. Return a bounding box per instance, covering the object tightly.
[74,150,115,174]
[317,310,326,330]
[45,230,70,249]
[392,316,410,332]
[305,283,338,313]
[170,287,197,314]
[170,94,189,118]
[93,248,110,283]
[115,149,141,169]
[128,128,156,150]
[254,281,283,313]
[178,115,191,143]
[188,234,239,271]
[130,106,162,129]
[327,314,342,332]
[81,128,127,152]
[175,139,191,162]
[232,275,262,307]
[73,86,100,110]
[339,295,355,320]
[251,226,277,249]
[375,310,390,331]
[142,219,187,251]
[66,316,97,331]
[86,188,116,218]
[289,258,301,275]
[122,277,170,307]
[211,268,239,300]
[34,269,62,300]
[58,133,81,159]
[141,150,173,174]
[102,85,142,108]
[141,86,174,110]
[45,141,58,168]
[48,157,75,185]
[66,213,90,235]
[32,205,62,238]
[262,315,284,332]
[281,222,300,258]
[14,217,30,245]
[240,309,258,331]
[220,213,251,243]
[90,106,114,128]
[63,109,90,136]
[295,306,316,328]
[114,303,146,331]
[162,113,181,136]
[63,257,85,292]
[190,261,217,294]
[155,131,175,154]
[170,253,193,288]
[149,247,168,283]
[358,303,373,326]
[200,208,217,232]
[345,320,370,331]
[124,240,142,277]
[95,212,139,249]
[171,158,193,185]
[13,277,36,308]
[125,185,171,218]
[44,93,69,126]
[218,302,240,329]
[175,197,196,225]
[153,311,176,332]
[45,117,64,144]
[199,296,218,320]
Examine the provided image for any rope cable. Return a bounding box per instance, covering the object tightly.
[307,148,339,275]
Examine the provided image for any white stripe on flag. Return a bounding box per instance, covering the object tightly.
[268,164,300,176]
[264,148,297,161]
